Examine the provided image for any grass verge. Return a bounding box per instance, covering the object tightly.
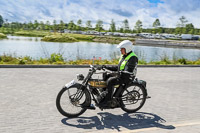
[0,33,7,39]
[0,54,200,65]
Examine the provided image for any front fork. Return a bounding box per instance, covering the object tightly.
[68,84,86,104]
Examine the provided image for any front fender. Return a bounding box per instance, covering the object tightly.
[64,80,86,91]
[65,80,76,88]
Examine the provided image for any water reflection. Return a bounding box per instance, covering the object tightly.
[0,36,200,62]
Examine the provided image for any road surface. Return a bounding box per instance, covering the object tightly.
[0,67,200,133]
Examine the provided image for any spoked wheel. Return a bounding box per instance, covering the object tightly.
[120,84,146,113]
[56,84,91,118]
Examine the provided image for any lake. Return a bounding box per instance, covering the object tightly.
[0,35,200,62]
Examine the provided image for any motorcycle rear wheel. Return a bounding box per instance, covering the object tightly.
[56,84,91,118]
[120,84,146,113]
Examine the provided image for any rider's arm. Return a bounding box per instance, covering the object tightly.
[104,65,118,71]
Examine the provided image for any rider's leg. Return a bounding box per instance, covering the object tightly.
[99,77,121,106]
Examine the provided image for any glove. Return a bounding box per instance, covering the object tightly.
[102,65,106,69]
[96,65,106,70]
[96,65,103,70]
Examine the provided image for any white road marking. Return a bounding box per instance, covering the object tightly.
[118,121,200,133]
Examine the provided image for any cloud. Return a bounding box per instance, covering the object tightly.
[110,9,133,17]
[0,0,199,28]
[163,0,200,12]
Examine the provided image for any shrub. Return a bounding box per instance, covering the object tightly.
[138,59,147,65]
[49,53,64,63]
[1,54,15,62]
[38,58,49,64]
[178,58,187,64]
[160,54,171,64]
[194,59,200,65]
[18,58,26,64]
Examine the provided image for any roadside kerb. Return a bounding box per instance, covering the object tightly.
[0,65,200,68]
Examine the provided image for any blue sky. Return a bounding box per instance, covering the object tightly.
[0,0,200,29]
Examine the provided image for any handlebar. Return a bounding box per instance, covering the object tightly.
[90,65,134,77]
[90,65,105,71]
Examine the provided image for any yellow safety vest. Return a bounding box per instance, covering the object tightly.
[119,52,137,71]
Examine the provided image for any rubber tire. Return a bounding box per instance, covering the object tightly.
[56,84,91,118]
[120,83,147,113]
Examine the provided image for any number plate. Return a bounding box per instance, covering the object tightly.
[65,80,76,88]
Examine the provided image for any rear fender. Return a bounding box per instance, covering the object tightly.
[113,79,148,98]
[132,79,146,88]
[132,79,148,96]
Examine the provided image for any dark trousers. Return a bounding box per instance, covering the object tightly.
[104,76,123,102]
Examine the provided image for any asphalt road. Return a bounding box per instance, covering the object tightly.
[0,67,200,133]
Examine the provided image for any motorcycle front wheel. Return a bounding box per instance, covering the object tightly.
[120,84,147,113]
[56,84,91,118]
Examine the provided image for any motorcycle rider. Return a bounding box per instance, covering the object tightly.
[99,40,138,107]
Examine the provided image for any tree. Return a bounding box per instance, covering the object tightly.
[158,27,164,33]
[86,20,92,30]
[2,19,8,28]
[40,21,45,30]
[45,21,50,30]
[119,28,123,33]
[59,20,65,30]
[185,23,194,34]
[53,20,57,30]
[95,19,103,32]
[68,20,75,30]
[177,16,188,27]
[34,20,39,29]
[27,21,33,30]
[0,15,4,27]
[109,19,116,32]
[152,19,160,28]
[122,19,129,33]
[134,20,143,33]
[176,16,188,34]
[76,19,82,30]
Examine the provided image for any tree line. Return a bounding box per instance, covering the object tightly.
[0,14,200,35]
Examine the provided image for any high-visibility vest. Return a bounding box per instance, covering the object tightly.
[119,52,137,71]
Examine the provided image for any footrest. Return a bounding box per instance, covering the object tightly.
[81,104,96,110]
[147,96,151,99]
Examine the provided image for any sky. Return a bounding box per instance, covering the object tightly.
[0,0,200,29]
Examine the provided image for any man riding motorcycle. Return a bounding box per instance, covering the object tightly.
[99,40,138,107]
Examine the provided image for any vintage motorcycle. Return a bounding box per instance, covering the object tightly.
[56,65,150,118]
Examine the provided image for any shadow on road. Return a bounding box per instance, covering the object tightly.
[61,112,175,131]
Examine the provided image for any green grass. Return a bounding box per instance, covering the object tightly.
[66,33,95,41]
[0,53,200,65]
[14,30,51,37]
[1,29,134,43]
[41,34,78,42]
[0,33,7,39]
[0,28,136,43]
[93,36,135,44]
[41,33,135,43]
